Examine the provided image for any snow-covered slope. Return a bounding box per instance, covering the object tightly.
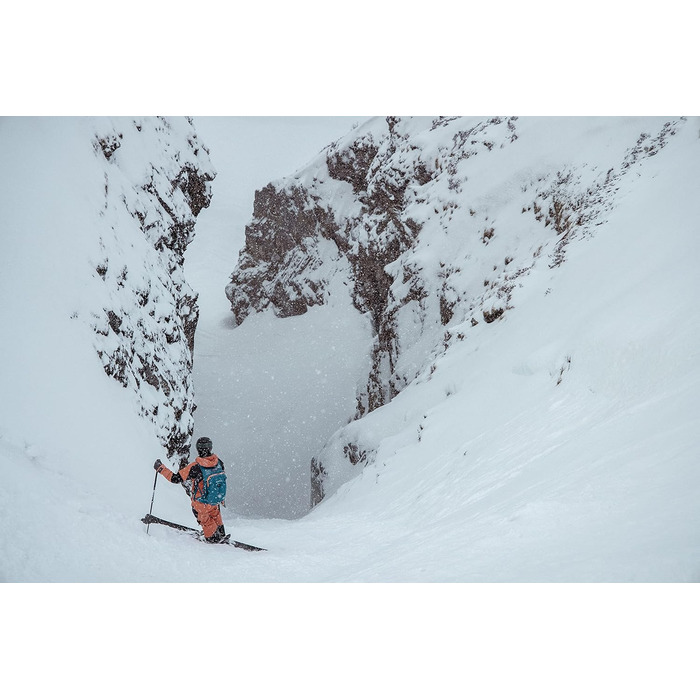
[309,138,700,580]
[0,117,215,564]
[225,116,699,512]
[216,115,700,580]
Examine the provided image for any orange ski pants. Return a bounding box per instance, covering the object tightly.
[191,501,223,539]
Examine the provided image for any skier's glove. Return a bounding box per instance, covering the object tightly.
[154,459,164,472]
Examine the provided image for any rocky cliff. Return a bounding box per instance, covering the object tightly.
[225,116,687,504]
[88,117,215,466]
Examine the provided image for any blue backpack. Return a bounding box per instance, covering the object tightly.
[196,460,227,505]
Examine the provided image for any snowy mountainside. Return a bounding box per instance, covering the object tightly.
[309,143,700,581]
[225,116,697,506]
[0,116,214,521]
[88,117,215,464]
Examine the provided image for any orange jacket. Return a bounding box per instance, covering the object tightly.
[157,454,223,503]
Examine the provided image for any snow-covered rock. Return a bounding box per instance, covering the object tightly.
[88,117,214,465]
[224,116,695,504]
[0,116,215,472]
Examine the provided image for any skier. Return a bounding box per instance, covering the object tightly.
[153,437,228,543]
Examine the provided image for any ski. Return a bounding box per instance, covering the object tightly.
[142,513,266,551]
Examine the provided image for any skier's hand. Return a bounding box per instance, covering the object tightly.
[154,459,164,472]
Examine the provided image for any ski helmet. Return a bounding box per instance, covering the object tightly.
[196,436,213,457]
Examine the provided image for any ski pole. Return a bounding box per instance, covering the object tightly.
[146,468,159,535]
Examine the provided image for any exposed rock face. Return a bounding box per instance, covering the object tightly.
[227,183,342,324]
[225,116,686,504]
[90,117,215,466]
[226,121,423,416]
